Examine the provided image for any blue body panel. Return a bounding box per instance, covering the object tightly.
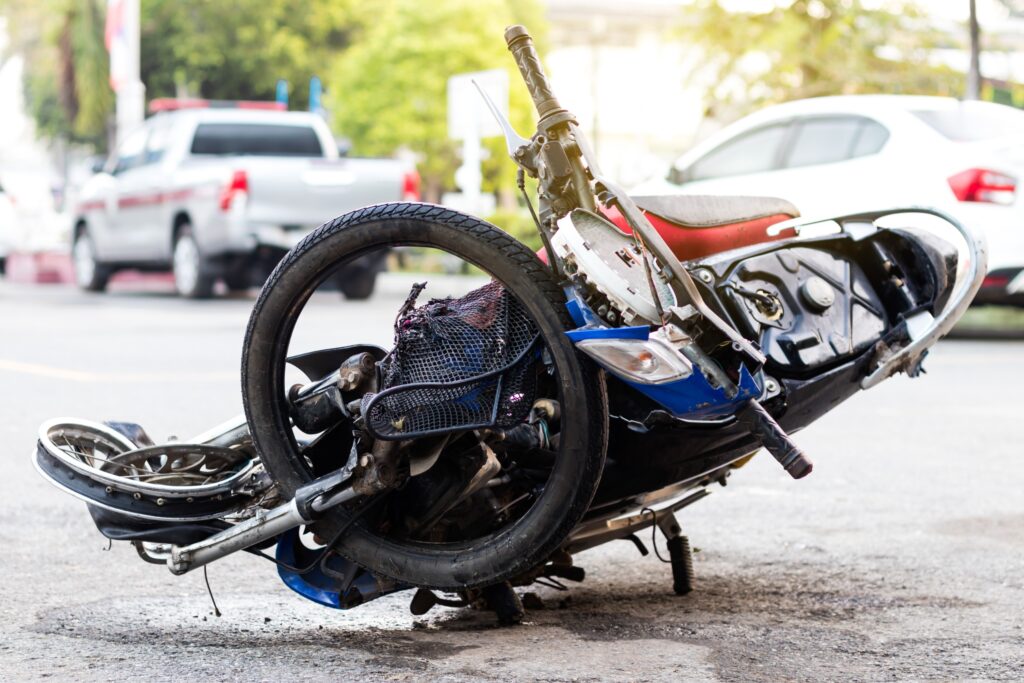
[563,299,763,419]
[276,529,406,609]
[565,325,650,342]
[621,363,762,419]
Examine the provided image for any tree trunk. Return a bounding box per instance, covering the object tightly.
[967,0,981,100]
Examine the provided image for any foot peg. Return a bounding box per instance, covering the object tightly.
[739,399,813,479]
[409,588,468,616]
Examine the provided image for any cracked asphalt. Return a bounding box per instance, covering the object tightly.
[1,278,1021,682]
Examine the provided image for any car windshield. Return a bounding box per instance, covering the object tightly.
[190,122,324,156]
[911,103,1024,142]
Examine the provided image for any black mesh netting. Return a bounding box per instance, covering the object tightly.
[363,280,542,440]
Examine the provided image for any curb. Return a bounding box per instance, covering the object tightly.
[3,251,74,284]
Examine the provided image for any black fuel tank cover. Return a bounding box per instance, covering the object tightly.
[720,246,887,374]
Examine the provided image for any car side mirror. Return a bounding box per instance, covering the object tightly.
[90,157,107,174]
[667,166,689,185]
[336,137,352,157]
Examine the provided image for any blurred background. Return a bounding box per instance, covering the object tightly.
[0,0,1022,322]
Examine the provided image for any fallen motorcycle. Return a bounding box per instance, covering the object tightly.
[36,26,985,624]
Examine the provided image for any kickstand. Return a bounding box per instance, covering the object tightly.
[656,510,694,596]
[481,581,525,626]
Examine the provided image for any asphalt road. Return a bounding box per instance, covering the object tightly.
[1,277,1022,682]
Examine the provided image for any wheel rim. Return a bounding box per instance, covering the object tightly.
[173,233,200,294]
[73,235,95,288]
[34,418,261,522]
[242,207,606,589]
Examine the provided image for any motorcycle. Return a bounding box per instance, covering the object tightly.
[35,26,985,624]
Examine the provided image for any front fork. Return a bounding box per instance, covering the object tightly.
[162,415,364,576]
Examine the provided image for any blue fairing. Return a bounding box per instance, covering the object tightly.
[276,528,407,609]
[565,325,650,342]
[564,299,763,420]
[622,363,762,419]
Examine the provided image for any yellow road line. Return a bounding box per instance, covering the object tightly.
[0,359,235,383]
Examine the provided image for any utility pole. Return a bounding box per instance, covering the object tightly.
[107,0,145,144]
[967,0,982,100]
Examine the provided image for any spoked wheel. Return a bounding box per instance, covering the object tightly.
[242,203,608,590]
[34,418,259,521]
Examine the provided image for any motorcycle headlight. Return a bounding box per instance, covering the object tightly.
[575,338,693,385]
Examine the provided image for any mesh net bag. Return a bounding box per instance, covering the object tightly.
[364,280,541,440]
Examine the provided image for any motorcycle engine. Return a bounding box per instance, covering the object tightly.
[714,246,888,375]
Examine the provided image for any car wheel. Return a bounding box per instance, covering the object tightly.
[172,225,215,299]
[72,231,111,292]
[337,270,377,300]
[223,270,252,292]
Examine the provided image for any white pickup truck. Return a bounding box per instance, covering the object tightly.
[72,104,418,298]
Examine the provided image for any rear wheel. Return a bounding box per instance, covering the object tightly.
[336,269,377,300]
[172,224,215,299]
[242,203,608,590]
[223,267,252,293]
[72,230,110,292]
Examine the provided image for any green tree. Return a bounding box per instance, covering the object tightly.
[2,0,112,147]
[2,0,370,150]
[681,0,965,118]
[140,0,367,108]
[329,0,548,201]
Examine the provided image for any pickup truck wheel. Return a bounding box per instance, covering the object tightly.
[223,269,252,292]
[72,231,111,292]
[338,270,377,300]
[173,225,215,299]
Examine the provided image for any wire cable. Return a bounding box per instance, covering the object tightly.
[640,507,672,564]
[203,565,222,617]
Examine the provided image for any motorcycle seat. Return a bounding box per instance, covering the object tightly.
[598,194,801,263]
[631,194,799,228]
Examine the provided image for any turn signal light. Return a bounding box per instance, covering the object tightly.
[575,338,692,385]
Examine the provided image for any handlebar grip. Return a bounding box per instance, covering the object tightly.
[739,399,814,479]
[504,25,562,120]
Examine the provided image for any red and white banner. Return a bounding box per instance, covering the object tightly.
[104,0,128,91]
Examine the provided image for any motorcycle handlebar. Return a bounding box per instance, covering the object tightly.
[504,25,562,120]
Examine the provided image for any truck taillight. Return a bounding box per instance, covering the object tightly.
[402,169,421,201]
[219,170,249,211]
[948,168,1017,205]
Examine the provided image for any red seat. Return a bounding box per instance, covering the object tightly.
[605,194,800,262]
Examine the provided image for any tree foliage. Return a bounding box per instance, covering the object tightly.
[139,0,366,108]
[681,0,966,118]
[329,0,547,200]
[1,0,371,149]
[2,0,113,147]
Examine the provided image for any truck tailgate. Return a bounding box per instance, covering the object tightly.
[241,157,408,228]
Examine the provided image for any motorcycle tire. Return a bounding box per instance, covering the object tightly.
[241,202,608,590]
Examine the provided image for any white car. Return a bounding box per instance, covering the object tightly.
[635,95,1024,306]
[0,181,16,274]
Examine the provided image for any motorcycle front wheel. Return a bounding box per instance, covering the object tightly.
[241,202,608,590]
